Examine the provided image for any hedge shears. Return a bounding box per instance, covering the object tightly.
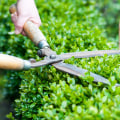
[0,4,120,86]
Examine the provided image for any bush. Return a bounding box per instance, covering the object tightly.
[96,0,120,42]
[1,0,120,119]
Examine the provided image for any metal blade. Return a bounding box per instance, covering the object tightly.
[60,50,120,59]
[31,58,62,68]
[53,62,120,86]
[31,50,120,68]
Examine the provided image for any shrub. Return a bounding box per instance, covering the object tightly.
[1,0,120,119]
[96,0,120,45]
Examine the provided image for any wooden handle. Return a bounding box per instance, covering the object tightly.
[9,4,49,48]
[0,54,31,70]
[0,54,24,70]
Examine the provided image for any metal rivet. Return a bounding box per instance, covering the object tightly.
[50,54,56,59]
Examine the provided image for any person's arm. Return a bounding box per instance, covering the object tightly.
[11,0,41,35]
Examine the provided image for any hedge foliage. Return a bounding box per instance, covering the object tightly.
[97,0,120,38]
[1,0,120,119]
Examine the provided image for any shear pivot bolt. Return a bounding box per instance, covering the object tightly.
[50,54,56,59]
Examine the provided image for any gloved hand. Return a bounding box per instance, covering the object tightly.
[11,0,41,35]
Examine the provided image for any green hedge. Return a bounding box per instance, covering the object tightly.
[96,0,120,40]
[1,0,120,119]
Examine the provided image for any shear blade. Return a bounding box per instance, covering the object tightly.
[60,50,120,59]
[53,62,120,86]
[31,50,120,68]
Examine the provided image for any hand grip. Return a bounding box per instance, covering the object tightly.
[0,54,31,70]
[9,4,49,49]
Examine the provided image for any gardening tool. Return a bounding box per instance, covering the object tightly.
[1,4,120,86]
